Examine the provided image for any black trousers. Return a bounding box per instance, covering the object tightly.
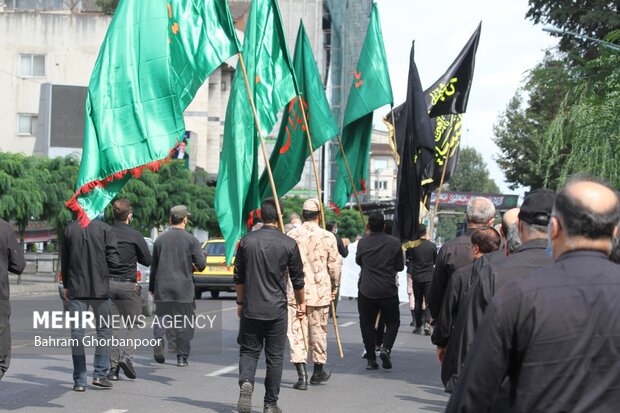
[109,281,142,366]
[237,314,287,405]
[412,280,431,327]
[153,301,195,358]
[358,293,400,358]
[0,300,11,377]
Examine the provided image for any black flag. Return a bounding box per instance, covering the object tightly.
[392,42,435,243]
[422,23,481,195]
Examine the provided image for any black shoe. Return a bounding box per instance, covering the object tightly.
[73,384,86,392]
[106,366,119,381]
[366,358,379,370]
[264,404,282,413]
[119,358,136,379]
[92,377,113,389]
[177,356,188,367]
[293,363,308,390]
[310,363,331,385]
[380,349,392,369]
[153,342,165,364]
[0,370,4,381]
[237,381,253,413]
[362,349,368,359]
[410,310,416,326]
[414,326,423,335]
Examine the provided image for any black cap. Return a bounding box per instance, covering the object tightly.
[518,189,556,226]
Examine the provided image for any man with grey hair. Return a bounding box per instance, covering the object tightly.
[446,189,555,402]
[448,177,620,411]
[428,197,496,320]
[500,208,521,256]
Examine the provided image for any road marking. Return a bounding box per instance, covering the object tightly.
[102,410,128,413]
[205,364,237,377]
[339,321,356,327]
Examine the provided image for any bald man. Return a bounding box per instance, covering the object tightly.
[447,177,620,412]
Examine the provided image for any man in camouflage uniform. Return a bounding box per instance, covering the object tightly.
[287,198,342,390]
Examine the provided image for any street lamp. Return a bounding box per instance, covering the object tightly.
[542,26,620,52]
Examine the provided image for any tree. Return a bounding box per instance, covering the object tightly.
[337,209,364,240]
[96,0,119,15]
[493,52,572,190]
[447,147,499,193]
[526,0,620,60]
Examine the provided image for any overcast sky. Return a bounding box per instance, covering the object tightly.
[373,0,558,194]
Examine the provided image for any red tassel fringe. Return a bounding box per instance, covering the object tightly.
[330,201,341,217]
[65,146,177,227]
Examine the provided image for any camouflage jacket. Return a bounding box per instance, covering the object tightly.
[287,221,342,307]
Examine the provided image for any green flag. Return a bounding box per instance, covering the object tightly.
[258,21,338,200]
[332,3,393,208]
[215,0,297,263]
[65,0,240,224]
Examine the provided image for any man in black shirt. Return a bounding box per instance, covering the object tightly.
[62,217,120,391]
[234,199,305,413]
[356,212,404,370]
[0,218,26,381]
[447,176,620,412]
[406,224,436,335]
[149,205,206,367]
[429,197,495,320]
[107,199,152,381]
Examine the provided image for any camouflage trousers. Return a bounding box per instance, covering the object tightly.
[287,304,329,364]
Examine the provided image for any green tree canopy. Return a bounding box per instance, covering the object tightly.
[447,147,499,193]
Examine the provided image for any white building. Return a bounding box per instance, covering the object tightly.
[0,0,327,196]
[368,128,397,201]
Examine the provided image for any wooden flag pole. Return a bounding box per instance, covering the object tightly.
[237,53,285,233]
[335,134,366,226]
[427,148,452,239]
[237,53,306,351]
[298,97,344,359]
[389,106,400,166]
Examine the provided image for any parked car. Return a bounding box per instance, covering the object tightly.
[58,237,155,316]
[192,239,235,299]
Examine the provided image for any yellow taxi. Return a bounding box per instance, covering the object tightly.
[192,239,235,299]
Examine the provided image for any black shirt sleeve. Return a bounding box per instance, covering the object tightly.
[336,236,349,258]
[429,246,450,319]
[432,274,460,347]
[104,226,120,270]
[233,238,246,285]
[148,242,159,293]
[191,237,207,272]
[395,243,404,272]
[288,243,304,290]
[61,226,70,289]
[135,233,152,267]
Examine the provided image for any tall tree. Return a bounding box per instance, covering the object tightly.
[447,147,499,193]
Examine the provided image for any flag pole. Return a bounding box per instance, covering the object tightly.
[335,134,366,226]
[427,148,452,240]
[237,53,307,352]
[236,53,285,233]
[388,106,400,166]
[298,97,344,359]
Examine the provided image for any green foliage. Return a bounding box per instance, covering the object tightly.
[538,52,620,189]
[526,0,620,60]
[493,52,574,190]
[434,214,464,244]
[447,147,499,193]
[96,0,119,15]
[337,209,364,240]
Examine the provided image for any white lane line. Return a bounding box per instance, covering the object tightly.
[339,321,356,327]
[205,364,237,377]
[102,410,128,413]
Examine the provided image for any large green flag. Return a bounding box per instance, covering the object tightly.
[332,3,393,208]
[258,21,338,200]
[215,0,297,263]
[66,0,240,224]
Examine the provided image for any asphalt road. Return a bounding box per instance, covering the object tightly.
[1,293,448,413]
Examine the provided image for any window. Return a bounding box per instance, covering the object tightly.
[374,159,388,170]
[19,54,46,77]
[17,114,37,136]
[374,180,387,190]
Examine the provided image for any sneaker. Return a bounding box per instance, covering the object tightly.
[119,358,136,379]
[379,349,392,369]
[424,323,431,336]
[237,381,253,413]
[366,358,379,370]
[264,404,282,413]
[106,366,119,381]
[153,342,165,364]
[92,377,113,389]
[176,356,188,367]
